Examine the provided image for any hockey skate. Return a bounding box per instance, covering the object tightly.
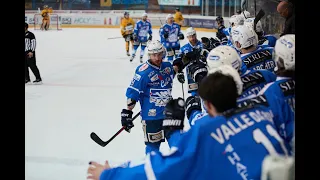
[25,79,31,85]
[33,79,43,85]
[140,56,143,63]
[130,54,135,62]
[126,51,130,56]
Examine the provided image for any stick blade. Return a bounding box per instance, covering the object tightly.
[90,132,107,147]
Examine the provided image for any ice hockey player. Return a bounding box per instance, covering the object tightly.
[244,18,277,47]
[204,45,276,99]
[231,25,276,73]
[257,34,295,145]
[40,5,50,30]
[184,42,293,156]
[121,40,174,154]
[120,11,135,56]
[215,16,228,45]
[172,27,209,96]
[87,65,291,180]
[174,7,184,27]
[159,14,184,63]
[224,14,245,47]
[130,13,153,63]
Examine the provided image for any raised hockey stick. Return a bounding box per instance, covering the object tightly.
[90,111,141,147]
[254,9,265,32]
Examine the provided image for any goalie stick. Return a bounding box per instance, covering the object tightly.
[90,111,141,147]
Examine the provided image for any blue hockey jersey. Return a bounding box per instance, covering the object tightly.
[259,34,277,47]
[133,20,152,42]
[256,76,295,144]
[240,46,276,73]
[222,27,234,46]
[240,69,277,98]
[126,60,174,120]
[174,40,204,94]
[159,23,183,49]
[99,105,290,180]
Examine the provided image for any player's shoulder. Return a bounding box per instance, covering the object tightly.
[136,62,152,75]
[258,81,277,95]
[25,31,35,37]
[260,45,274,51]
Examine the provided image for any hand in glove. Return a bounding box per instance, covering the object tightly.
[163,98,185,139]
[121,109,134,132]
[177,72,185,83]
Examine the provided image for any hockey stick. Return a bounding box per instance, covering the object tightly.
[90,112,141,147]
[254,9,265,32]
[107,36,123,40]
[181,83,185,100]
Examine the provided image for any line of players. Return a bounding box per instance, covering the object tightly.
[86,12,296,180]
[120,12,185,63]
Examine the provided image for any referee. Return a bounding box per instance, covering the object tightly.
[25,22,42,84]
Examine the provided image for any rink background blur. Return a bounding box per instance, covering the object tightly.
[25,28,214,180]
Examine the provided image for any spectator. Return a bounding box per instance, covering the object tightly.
[277,1,295,36]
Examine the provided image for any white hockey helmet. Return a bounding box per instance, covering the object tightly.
[244,17,263,33]
[142,12,148,17]
[206,45,242,73]
[147,40,166,55]
[231,25,258,50]
[274,34,295,70]
[229,15,244,27]
[242,10,251,18]
[186,27,196,37]
[166,14,174,20]
[209,65,243,95]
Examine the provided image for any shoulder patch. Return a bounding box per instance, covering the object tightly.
[139,63,149,72]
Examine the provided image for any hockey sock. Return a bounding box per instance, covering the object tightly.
[140,45,146,57]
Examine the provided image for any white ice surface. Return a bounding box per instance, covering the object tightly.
[25,28,216,180]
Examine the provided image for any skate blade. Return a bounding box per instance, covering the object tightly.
[33,82,43,85]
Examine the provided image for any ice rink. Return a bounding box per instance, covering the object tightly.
[25,28,216,180]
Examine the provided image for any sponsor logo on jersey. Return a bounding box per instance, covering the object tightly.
[161,77,172,87]
[148,109,156,116]
[150,74,159,82]
[149,88,172,107]
[133,74,141,81]
[160,67,171,75]
[148,71,155,78]
[139,63,149,72]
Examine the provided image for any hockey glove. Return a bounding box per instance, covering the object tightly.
[188,61,208,84]
[132,34,137,41]
[177,72,185,83]
[163,98,185,139]
[173,58,184,73]
[121,109,134,133]
[178,33,184,40]
[186,96,202,119]
[164,32,169,39]
[148,35,152,41]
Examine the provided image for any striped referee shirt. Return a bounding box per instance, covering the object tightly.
[25,31,36,53]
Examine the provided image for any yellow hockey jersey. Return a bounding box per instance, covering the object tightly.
[120,17,135,36]
[174,12,184,26]
[41,9,50,20]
